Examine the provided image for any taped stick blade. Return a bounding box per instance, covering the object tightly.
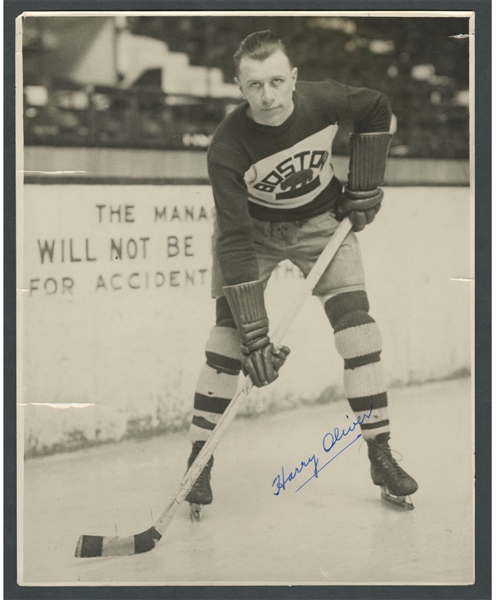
[75,534,103,558]
[75,526,162,558]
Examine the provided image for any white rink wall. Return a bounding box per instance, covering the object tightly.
[19,184,472,456]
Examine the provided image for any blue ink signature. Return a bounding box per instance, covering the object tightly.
[272,405,373,496]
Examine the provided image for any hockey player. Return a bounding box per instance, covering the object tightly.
[186,30,418,517]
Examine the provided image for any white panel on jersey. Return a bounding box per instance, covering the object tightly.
[244,124,338,210]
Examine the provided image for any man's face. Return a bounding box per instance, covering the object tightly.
[235,50,298,126]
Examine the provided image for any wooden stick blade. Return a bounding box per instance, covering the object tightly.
[75,526,162,558]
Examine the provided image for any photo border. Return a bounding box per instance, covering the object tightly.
[4,1,491,598]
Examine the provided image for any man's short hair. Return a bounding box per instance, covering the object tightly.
[233,30,294,75]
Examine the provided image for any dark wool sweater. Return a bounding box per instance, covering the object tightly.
[207,80,391,285]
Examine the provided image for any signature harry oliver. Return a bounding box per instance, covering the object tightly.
[272,405,373,496]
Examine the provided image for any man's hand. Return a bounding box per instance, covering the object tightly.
[242,344,291,388]
[336,188,383,232]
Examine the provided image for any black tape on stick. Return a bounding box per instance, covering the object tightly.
[134,526,162,554]
[76,535,103,558]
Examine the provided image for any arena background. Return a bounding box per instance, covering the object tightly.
[19,14,472,457]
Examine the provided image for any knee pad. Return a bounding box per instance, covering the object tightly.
[215,295,237,329]
[324,291,382,366]
[324,290,369,329]
[205,325,242,376]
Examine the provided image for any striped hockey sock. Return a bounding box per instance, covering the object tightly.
[325,291,390,441]
[189,326,242,443]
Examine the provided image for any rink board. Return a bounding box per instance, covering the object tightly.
[18,184,472,455]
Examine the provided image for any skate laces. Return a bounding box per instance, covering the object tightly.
[391,448,404,462]
[369,441,407,477]
[379,444,409,478]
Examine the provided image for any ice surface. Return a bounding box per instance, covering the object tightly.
[21,378,474,585]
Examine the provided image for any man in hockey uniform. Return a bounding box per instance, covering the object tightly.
[185,30,418,515]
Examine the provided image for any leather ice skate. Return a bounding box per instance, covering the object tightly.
[367,433,418,510]
[185,441,214,520]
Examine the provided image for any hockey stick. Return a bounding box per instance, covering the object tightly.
[75,216,353,558]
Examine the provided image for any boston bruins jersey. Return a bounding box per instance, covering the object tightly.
[207,79,391,285]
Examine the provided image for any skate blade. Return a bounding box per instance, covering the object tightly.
[189,503,202,521]
[380,487,414,510]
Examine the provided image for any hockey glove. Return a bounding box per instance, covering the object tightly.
[336,131,392,232]
[223,280,290,388]
[242,344,291,388]
[336,188,383,232]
